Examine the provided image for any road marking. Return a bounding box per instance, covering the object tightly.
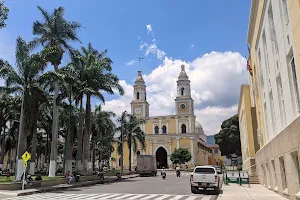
[2,193,215,200]
[168,195,185,200]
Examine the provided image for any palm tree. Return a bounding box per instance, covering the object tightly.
[117,112,146,171]
[0,37,47,180]
[32,6,81,177]
[73,43,124,174]
[91,105,116,171]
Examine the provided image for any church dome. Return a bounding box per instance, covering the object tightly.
[178,64,189,80]
[195,121,204,134]
[135,70,145,83]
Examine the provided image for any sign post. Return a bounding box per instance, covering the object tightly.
[21,151,31,190]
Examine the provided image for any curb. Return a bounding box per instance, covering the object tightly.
[1,175,139,197]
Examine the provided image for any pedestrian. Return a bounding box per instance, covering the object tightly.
[65,170,73,184]
[6,169,11,180]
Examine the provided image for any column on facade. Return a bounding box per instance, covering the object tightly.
[150,141,153,155]
[175,119,179,134]
[176,137,180,149]
[159,120,162,134]
[189,137,194,163]
[188,118,192,133]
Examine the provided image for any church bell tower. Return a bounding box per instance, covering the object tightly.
[174,64,194,116]
[130,71,149,117]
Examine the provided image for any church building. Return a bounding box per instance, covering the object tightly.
[111,64,216,170]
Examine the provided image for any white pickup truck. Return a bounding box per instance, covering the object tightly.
[190,166,221,194]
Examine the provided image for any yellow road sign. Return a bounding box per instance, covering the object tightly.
[21,151,31,163]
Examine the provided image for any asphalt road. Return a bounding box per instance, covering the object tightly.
[3,172,220,200]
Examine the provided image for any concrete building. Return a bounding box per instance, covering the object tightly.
[238,84,259,175]
[247,0,300,199]
[111,65,216,170]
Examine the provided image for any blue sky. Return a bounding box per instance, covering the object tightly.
[0,0,251,135]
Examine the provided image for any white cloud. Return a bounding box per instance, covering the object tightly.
[102,52,248,135]
[146,24,152,33]
[190,44,195,48]
[139,24,165,60]
[126,59,138,66]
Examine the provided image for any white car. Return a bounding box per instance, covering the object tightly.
[190,165,221,194]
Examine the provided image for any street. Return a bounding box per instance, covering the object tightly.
[3,172,219,200]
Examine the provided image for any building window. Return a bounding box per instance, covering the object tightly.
[181,87,184,96]
[137,92,140,100]
[276,75,287,127]
[282,0,289,26]
[258,50,264,88]
[154,126,159,134]
[279,156,287,190]
[262,31,270,75]
[268,4,278,55]
[269,91,276,136]
[290,57,300,113]
[162,125,167,134]
[263,102,269,142]
[181,124,186,133]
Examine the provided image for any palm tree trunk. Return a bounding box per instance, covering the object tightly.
[92,142,95,171]
[128,140,131,171]
[29,124,37,175]
[76,97,84,171]
[7,149,11,170]
[16,93,27,180]
[0,126,5,169]
[83,94,91,174]
[49,78,59,177]
[65,92,73,174]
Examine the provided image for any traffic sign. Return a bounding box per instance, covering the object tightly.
[21,151,31,163]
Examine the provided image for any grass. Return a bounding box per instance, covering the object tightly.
[0,175,64,184]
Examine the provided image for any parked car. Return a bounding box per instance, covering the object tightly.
[214,166,222,174]
[190,165,221,194]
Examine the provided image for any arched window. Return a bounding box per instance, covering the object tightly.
[154,126,159,134]
[137,150,141,155]
[162,125,167,134]
[137,92,140,100]
[181,87,184,96]
[181,124,186,133]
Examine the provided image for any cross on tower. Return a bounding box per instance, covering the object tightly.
[138,55,144,62]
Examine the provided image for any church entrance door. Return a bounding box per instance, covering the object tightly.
[156,147,168,169]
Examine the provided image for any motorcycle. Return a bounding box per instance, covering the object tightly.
[161,171,166,179]
[73,171,80,182]
[176,170,180,177]
[116,172,122,181]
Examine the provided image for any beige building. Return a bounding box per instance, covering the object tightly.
[111,65,216,170]
[247,0,300,199]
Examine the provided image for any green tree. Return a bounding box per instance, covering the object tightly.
[117,112,146,171]
[170,148,192,165]
[214,114,241,160]
[0,37,47,180]
[0,0,9,29]
[74,43,124,174]
[32,6,81,177]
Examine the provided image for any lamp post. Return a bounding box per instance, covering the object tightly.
[121,130,124,174]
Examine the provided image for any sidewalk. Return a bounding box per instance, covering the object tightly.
[218,184,288,200]
[0,174,139,197]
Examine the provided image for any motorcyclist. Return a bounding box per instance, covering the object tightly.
[161,167,166,177]
[176,165,180,177]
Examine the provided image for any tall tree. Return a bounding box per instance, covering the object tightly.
[214,114,241,160]
[32,6,81,177]
[117,112,146,171]
[0,37,47,180]
[91,105,115,171]
[0,0,9,29]
[75,43,124,174]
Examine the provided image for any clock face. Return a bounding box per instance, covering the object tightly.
[180,103,186,110]
[135,108,142,114]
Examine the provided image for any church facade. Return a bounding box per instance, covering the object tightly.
[111,65,217,170]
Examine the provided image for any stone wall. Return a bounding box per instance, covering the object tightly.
[255,115,300,200]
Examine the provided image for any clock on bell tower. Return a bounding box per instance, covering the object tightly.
[130,71,149,118]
